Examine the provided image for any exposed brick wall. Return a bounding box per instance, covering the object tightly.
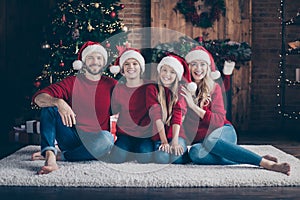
[251,0,300,133]
[119,0,151,48]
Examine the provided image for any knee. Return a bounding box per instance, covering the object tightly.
[154,151,169,164]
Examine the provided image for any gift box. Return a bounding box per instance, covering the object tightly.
[26,120,40,134]
[9,131,40,145]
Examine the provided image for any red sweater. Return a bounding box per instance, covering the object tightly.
[32,74,117,133]
[145,83,187,141]
[111,81,153,138]
[183,84,231,143]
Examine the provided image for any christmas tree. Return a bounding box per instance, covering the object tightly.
[31,0,127,109]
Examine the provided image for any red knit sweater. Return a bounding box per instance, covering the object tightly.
[145,83,187,141]
[111,81,153,138]
[183,84,231,143]
[32,74,117,133]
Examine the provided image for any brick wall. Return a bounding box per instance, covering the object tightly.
[119,0,151,48]
[251,0,300,133]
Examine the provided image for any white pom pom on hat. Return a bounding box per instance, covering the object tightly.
[185,46,221,80]
[109,65,121,74]
[157,53,197,93]
[72,41,108,70]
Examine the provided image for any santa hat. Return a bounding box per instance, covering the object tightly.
[185,46,221,80]
[110,48,145,74]
[73,41,108,70]
[157,53,197,92]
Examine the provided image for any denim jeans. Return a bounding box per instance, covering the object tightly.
[153,137,189,164]
[40,107,114,161]
[110,134,154,163]
[188,124,262,166]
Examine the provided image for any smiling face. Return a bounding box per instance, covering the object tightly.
[159,64,177,88]
[188,60,209,83]
[122,58,141,80]
[84,52,105,75]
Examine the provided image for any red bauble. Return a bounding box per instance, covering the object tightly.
[59,62,65,67]
[120,4,125,9]
[34,81,41,88]
[110,11,116,18]
[106,42,111,48]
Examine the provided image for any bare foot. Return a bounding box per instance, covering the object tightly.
[263,154,278,163]
[37,150,59,175]
[31,151,44,161]
[260,158,291,176]
[32,151,61,161]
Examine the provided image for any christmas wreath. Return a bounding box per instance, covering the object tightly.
[176,0,226,28]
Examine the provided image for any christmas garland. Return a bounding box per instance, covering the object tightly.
[151,36,251,71]
[176,0,226,28]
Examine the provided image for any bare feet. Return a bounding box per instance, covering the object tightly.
[31,151,61,161]
[260,158,291,176]
[37,150,59,175]
[31,151,44,161]
[262,154,278,163]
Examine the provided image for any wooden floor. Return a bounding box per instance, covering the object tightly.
[0,133,299,200]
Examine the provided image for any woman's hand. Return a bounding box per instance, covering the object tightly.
[181,87,196,108]
[159,143,171,153]
[171,143,184,156]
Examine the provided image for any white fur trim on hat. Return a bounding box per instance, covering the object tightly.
[223,60,235,75]
[119,50,145,73]
[81,44,108,65]
[110,65,121,74]
[185,50,211,65]
[157,56,184,80]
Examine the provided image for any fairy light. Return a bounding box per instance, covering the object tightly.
[277,0,300,120]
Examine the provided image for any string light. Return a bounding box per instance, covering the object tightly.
[277,0,300,120]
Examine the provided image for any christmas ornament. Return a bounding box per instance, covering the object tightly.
[62,14,66,22]
[34,81,41,88]
[87,20,94,32]
[59,61,65,67]
[120,4,125,9]
[95,3,100,8]
[176,0,226,28]
[110,11,116,18]
[106,42,111,48]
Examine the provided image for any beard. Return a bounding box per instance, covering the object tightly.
[83,64,105,75]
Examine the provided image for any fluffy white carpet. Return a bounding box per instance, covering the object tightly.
[0,145,299,187]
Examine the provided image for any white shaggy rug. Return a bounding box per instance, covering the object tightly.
[0,145,299,188]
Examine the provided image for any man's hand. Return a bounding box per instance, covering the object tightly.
[55,99,76,127]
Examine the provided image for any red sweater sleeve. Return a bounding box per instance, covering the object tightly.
[145,84,162,122]
[171,88,187,125]
[32,76,75,106]
[201,84,227,129]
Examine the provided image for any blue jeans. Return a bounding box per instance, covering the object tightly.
[188,124,262,166]
[40,107,114,161]
[110,134,154,163]
[153,137,189,164]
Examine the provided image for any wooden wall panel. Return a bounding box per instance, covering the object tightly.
[151,0,252,131]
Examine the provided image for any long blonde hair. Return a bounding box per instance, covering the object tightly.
[193,65,215,107]
[157,76,179,126]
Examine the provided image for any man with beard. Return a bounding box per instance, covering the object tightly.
[32,41,117,174]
